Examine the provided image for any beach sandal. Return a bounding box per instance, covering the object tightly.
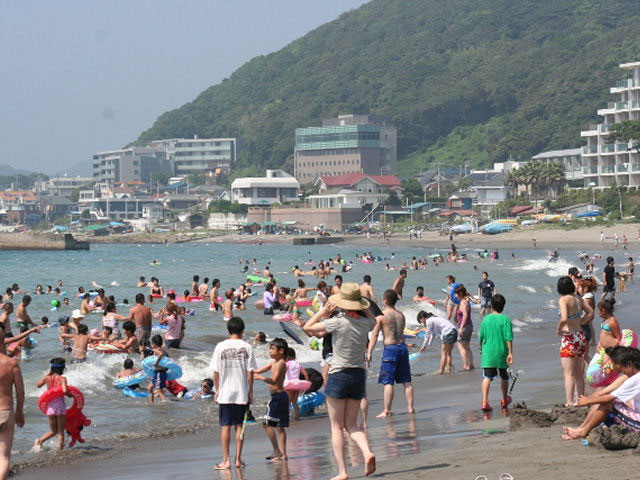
[500,395,512,408]
[481,401,492,412]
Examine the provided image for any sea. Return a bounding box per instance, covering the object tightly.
[2,240,637,459]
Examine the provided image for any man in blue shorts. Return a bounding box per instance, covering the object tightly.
[367,289,414,417]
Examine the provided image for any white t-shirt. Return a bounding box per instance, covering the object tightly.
[420,315,458,348]
[212,338,257,405]
[613,371,640,410]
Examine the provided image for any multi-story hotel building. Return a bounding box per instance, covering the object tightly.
[581,61,640,188]
[294,114,397,183]
[148,137,236,178]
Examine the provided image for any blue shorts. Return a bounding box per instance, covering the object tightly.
[480,297,492,309]
[325,368,366,400]
[153,370,167,389]
[219,403,247,427]
[265,391,289,428]
[378,344,412,385]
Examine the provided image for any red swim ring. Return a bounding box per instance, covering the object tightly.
[38,386,84,415]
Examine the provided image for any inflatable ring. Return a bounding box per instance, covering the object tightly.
[416,297,437,306]
[295,299,312,307]
[449,283,461,305]
[151,294,163,298]
[38,386,84,415]
[113,371,148,389]
[89,344,127,354]
[273,313,293,322]
[122,387,149,398]
[284,379,312,392]
[142,356,183,381]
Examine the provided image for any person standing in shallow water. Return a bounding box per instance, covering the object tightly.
[303,283,376,480]
[367,289,414,417]
[557,276,593,407]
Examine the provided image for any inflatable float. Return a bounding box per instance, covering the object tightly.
[142,355,183,381]
[39,386,90,447]
[296,391,326,415]
[415,297,437,306]
[88,344,127,354]
[113,371,148,389]
[184,389,214,400]
[122,387,149,398]
[176,296,205,303]
[246,275,279,284]
[273,313,293,322]
[586,329,638,387]
[284,379,312,392]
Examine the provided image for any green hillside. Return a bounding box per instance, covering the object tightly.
[134,0,640,178]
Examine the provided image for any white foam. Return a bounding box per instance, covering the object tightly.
[517,285,537,294]
[518,258,576,277]
[523,313,544,323]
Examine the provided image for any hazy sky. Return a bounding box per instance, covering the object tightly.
[0,0,368,175]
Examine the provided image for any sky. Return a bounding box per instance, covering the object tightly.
[0,0,368,176]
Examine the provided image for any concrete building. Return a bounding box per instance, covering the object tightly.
[581,61,640,188]
[231,170,299,206]
[46,176,93,198]
[92,147,170,184]
[246,205,363,232]
[531,148,583,187]
[294,114,397,183]
[148,137,236,178]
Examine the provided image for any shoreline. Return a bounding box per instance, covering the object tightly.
[1,223,639,250]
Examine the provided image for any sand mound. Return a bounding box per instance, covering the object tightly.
[509,402,554,430]
[550,404,589,424]
[588,424,640,450]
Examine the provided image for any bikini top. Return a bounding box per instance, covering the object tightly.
[601,320,613,332]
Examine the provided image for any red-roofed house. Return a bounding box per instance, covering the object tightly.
[0,190,41,224]
[316,173,402,194]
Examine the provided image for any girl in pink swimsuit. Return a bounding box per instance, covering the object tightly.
[34,358,71,451]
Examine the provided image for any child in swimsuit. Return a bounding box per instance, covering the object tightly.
[34,358,72,451]
[283,348,309,420]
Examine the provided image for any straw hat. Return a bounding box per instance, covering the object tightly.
[328,283,370,311]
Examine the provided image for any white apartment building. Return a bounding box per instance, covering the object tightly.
[92,147,170,184]
[581,61,640,188]
[148,137,236,178]
[231,170,299,206]
[46,176,93,197]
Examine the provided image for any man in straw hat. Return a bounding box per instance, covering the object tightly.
[303,283,376,479]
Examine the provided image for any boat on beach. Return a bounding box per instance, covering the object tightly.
[480,222,513,235]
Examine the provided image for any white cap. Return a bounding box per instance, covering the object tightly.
[71,309,84,319]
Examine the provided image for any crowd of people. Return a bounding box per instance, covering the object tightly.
[0,246,639,479]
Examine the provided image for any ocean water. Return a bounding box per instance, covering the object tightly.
[2,240,638,455]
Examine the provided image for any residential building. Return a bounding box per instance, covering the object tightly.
[446,191,476,210]
[316,173,401,194]
[307,189,388,210]
[531,148,583,187]
[148,137,236,178]
[469,173,514,216]
[294,114,397,183]
[231,170,299,206]
[0,191,41,225]
[581,61,640,188]
[92,147,170,184]
[46,176,93,198]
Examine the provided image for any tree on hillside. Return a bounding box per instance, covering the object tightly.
[401,178,423,204]
[607,121,640,154]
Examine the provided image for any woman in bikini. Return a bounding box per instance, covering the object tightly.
[557,276,594,406]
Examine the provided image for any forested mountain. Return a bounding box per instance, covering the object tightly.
[134,0,640,178]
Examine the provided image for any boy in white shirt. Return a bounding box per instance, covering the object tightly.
[212,316,257,470]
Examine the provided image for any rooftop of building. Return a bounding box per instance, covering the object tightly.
[318,173,401,188]
[532,148,582,159]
